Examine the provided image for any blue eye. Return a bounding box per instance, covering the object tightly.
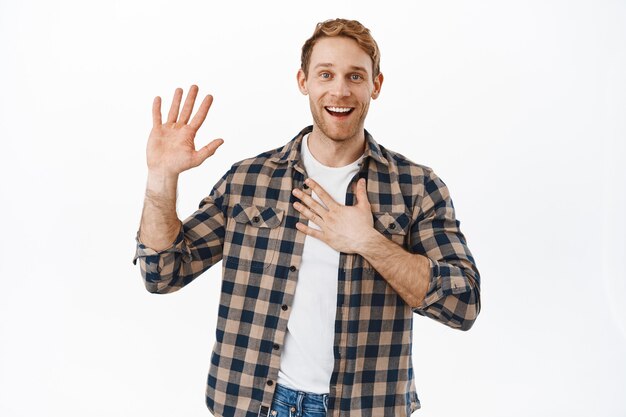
[350,74,363,81]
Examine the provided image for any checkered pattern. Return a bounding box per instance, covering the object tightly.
[134,126,481,417]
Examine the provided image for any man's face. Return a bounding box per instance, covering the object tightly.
[298,36,383,143]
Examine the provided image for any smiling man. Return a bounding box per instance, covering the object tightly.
[134,18,480,417]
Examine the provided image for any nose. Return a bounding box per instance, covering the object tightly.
[330,78,351,98]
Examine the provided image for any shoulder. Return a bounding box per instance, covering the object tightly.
[228,145,284,173]
[370,142,452,213]
[218,137,300,198]
[376,143,439,184]
[227,128,305,175]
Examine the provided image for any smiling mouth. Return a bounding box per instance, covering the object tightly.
[325,106,354,117]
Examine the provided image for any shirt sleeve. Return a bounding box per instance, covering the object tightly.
[132,169,231,294]
[409,169,481,330]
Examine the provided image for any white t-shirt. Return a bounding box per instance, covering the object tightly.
[277,134,363,394]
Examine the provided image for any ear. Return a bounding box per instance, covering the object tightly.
[297,68,308,95]
[371,72,384,100]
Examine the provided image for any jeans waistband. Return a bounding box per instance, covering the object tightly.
[273,383,329,413]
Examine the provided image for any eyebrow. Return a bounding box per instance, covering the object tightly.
[313,63,369,73]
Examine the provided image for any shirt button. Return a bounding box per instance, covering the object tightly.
[273,343,279,350]
[289,265,297,272]
[267,380,273,386]
[252,216,260,223]
[290,407,296,412]
[281,304,288,311]
[389,223,396,230]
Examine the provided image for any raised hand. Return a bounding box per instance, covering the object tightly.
[147,85,223,177]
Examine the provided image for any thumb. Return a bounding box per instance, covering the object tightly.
[194,138,224,166]
[355,178,370,207]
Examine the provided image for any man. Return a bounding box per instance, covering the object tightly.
[134,18,480,417]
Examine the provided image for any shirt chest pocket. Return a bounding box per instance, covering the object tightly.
[225,203,285,272]
[359,211,411,272]
[373,211,411,246]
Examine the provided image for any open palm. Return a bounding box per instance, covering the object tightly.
[147,85,223,176]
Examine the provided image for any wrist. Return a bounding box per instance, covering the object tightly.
[356,227,386,257]
[146,170,179,193]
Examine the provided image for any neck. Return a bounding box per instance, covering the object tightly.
[307,126,365,167]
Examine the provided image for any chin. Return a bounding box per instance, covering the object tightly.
[328,125,363,142]
[330,133,357,142]
[320,120,360,141]
[318,128,352,142]
[311,110,363,142]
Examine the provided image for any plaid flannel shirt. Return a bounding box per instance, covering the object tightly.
[133,126,481,417]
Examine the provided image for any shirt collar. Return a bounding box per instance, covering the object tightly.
[270,125,389,167]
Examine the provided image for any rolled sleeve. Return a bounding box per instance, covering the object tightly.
[133,226,190,272]
[417,258,474,307]
[410,170,481,330]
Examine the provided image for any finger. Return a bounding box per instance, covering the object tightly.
[292,188,328,217]
[304,178,339,209]
[293,201,324,226]
[179,85,199,124]
[355,178,370,207]
[166,87,183,124]
[295,222,324,241]
[152,96,162,127]
[192,138,224,167]
[189,94,214,131]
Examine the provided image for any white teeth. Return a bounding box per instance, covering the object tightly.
[326,106,352,113]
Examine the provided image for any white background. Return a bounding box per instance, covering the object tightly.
[1,1,625,416]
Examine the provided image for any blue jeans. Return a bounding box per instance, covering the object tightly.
[269,383,329,417]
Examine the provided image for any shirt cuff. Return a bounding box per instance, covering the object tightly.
[414,258,473,310]
[132,227,190,266]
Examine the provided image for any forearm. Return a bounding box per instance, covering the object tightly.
[134,168,230,294]
[358,229,431,308]
[139,172,182,251]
